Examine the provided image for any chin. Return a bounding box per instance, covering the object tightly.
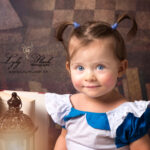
[82,92,105,99]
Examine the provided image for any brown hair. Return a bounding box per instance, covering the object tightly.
[56,13,137,62]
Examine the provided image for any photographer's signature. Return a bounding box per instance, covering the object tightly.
[0,53,55,73]
[30,53,54,66]
[3,54,22,70]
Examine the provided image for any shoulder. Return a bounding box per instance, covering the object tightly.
[126,100,150,117]
[107,100,150,136]
[111,100,150,117]
[45,92,71,105]
[107,100,150,123]
[114,100,150,148]
[45,92,72,126]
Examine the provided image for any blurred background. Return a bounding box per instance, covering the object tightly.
[0,0,150,149]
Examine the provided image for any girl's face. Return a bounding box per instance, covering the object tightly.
[66,36,127,99]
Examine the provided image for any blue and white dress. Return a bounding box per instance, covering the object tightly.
[45,93,150,150]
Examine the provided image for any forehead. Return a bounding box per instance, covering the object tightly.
[68,36,116,60]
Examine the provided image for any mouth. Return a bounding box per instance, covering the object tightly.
[83,85,100,88]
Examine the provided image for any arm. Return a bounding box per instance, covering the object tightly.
[54,128,67,150]
[130,134,150,150]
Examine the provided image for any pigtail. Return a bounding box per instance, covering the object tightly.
[56,21,74,61]
[116,13,137,40]
[56,21,74,42]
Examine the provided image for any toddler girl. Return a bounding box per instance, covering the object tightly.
[45,14,150,150]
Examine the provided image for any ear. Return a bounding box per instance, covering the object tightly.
[118,59,128,78]
[66,61,70,74]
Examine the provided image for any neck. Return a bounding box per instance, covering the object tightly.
[82,89,125,105]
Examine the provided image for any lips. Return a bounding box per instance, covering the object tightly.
[84,85,100,88]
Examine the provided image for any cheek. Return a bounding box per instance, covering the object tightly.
[71,73,82,88]
[73,81,81,89]
[101,73,117,87]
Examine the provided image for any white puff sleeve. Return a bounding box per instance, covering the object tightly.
[45,93,72,126]
[115,100,150,148]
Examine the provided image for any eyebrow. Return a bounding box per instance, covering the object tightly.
[70,61,110,66]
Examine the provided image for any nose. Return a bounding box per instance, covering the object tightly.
[84,70,96,82]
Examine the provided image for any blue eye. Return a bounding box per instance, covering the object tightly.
[97,65,104,70]
[77,66,84,71]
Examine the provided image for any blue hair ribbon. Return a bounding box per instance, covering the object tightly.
[111,23,118,30]
[73,22,80,28]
